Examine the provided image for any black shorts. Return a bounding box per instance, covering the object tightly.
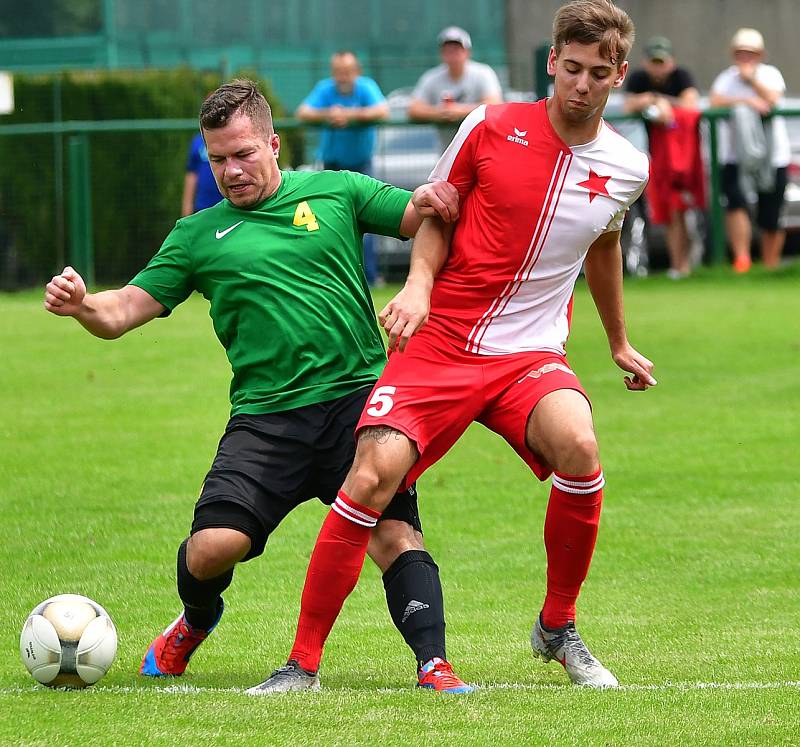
[191,386,422,560]
[721,164,788,231]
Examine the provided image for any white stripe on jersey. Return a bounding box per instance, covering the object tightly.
[331,495,378,527]
[466,149,572,354]
[430,105,487,183]
[552,472,606,494]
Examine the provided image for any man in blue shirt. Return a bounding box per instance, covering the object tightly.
[181,132,223,216]
[297,51,389,286]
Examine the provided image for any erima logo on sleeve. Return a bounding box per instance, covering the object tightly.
[507,127,529,146]
[215,221,244,239]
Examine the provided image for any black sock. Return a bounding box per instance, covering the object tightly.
[176,538,232,630]
[383,549,446,668]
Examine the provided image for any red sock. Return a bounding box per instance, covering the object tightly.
[289,490,380,672]
[541,469,605,629]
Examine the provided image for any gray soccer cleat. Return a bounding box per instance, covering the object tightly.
[245,660,321,695]
[531,616,619,688]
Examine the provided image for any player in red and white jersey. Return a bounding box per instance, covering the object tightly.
[425,95,649,356]
[263,0,657,693]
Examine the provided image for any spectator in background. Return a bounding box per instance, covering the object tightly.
[182,131,222,216]
[624,36,702,279]
[297,51,389,287]
[709,28,790,272]
[408,26,503,149]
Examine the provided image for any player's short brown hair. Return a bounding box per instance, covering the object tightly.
[199,79,273,138]
[552,0,635,67]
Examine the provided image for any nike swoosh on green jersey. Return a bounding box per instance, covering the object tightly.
[215,221,244,239]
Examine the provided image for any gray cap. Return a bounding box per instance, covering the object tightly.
[437,26,472,49]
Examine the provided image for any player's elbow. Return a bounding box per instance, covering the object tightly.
[91,315,129,340]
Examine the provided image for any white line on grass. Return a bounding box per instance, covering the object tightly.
[3,681,800,695]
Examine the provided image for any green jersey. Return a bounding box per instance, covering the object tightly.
[129,169,411,415]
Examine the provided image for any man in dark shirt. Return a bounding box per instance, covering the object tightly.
[625,36,700,278]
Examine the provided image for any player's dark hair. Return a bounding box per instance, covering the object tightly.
[553,0,635,67]
[199,79,273,138]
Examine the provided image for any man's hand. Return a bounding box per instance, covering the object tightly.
[44,266,87,317]
[748,97,772,115]
[737,62,757,85]
[327,105,349,128]
[653,96,675,125]
[412,181,459,223]
[378,282,431,353]
[439,106,464,122]
[612,343,657,391]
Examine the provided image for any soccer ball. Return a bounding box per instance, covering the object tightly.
[20,594,117,689]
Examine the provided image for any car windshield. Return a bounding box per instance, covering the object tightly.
[377,126,438,153]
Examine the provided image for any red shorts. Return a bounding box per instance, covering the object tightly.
[356,332,589,491]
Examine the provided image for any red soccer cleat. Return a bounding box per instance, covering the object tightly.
[417,657,474,693]
[140,601,223,677]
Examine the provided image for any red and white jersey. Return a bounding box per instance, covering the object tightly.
[425,99,648,356]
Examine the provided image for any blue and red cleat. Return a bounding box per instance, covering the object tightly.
[417,657,474,693]
[140,600,224,677]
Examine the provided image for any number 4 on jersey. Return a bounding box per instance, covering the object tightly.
[293,201,319,232]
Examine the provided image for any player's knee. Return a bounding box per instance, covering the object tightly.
[556,431,600,475]
[344,461,402,511]
[368,520,423,571]
[186,528,250,580]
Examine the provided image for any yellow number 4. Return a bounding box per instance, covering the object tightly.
[293,201,319,232]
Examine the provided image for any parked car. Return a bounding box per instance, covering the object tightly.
[781,104,800,235]
[372,123,440,278]
[372,88,440,278]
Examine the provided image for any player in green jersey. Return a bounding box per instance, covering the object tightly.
[43,79,471,693]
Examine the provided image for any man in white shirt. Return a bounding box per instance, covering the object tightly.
[710,28,790,271]
[408,26,503,149]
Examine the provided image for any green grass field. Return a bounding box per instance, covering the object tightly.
[2,266,799,746]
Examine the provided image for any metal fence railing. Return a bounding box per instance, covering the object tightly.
[1,109,797,288]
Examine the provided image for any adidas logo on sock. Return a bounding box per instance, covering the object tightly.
[402,599,430,623]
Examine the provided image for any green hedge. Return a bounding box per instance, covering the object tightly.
[0,69,301,288]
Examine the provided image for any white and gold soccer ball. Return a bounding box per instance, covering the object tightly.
[20,594,117,689]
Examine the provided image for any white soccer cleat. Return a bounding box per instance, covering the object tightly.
[531,616,619,688]
[245,660,321,695]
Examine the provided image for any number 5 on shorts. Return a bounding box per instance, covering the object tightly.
[366,386,396,417]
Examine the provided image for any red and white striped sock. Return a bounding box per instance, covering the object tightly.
[541,469,605,629]
[289,490,380,672]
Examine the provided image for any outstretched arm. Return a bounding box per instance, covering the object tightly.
[380,216,454,352]
[44,266,165,339]
[583,231,657,391]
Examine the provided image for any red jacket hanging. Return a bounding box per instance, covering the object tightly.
[646,107,705,225]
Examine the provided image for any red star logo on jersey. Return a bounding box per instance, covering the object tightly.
[577,169,611,203]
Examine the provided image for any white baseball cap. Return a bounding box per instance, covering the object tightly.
[437,26,472,49]
[731,28,764,52]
